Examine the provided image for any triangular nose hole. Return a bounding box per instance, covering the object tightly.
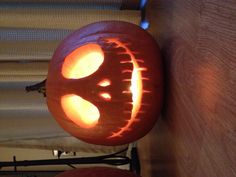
[97,79,111,87]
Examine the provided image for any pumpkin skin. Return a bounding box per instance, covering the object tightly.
[46,21,163,146]
[55,167,141,177]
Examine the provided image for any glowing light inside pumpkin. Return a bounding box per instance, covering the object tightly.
[62,44,104,79]
[97,79,111,87]
[130,61,143,118]
[99,92,112,101]
[106,39,144,138]
[61,94,100,128]
[60,40,145,134]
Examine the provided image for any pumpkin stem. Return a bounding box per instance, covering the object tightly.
[25,79,47,97]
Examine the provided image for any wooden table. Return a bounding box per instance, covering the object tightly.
[138,0,236,176]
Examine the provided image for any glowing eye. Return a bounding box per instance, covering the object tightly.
[99,92,111,101]
[62,44,104,79]
[61,94,100,128]
[97,79,111,87]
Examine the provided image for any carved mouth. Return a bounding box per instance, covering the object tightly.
[105,39,150,138]
[60,39,151,137]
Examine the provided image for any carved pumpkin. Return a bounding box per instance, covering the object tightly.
[46,21,163,145]
[55,167,141,177]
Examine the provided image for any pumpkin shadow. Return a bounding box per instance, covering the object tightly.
[146,38,179,177]
[160,38,173,120]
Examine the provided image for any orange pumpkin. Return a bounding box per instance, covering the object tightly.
[46,21,163,145]
[55,167,141,177]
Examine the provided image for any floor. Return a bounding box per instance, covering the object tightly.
[138,0,236,177]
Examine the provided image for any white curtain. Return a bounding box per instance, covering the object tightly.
[0,1,140,153]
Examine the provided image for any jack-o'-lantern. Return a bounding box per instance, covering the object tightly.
[55,167,141,177]
[46,21,163,146]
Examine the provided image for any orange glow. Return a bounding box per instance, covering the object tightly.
[61,94,100,128]
[99,92,112,101]
[97,79,111,87]
[130,58,143,119]
[62,44,104,79]
[106,39,144,138]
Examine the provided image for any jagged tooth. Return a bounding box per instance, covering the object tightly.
[143,90,151,93]
[108,133,115,138]
[120,60,132,64]
[119,127,131,132]
[137,67,147,71]
[106,38,118,43]
[111,133,122,138]
[122,79,131,82]
[122,70,132,73]
[125,102,133,105]
[125,119,130,123]
[122,90,131,94]
[142,77,150,80]
[120,127,126,131]
[136,59,144,63]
